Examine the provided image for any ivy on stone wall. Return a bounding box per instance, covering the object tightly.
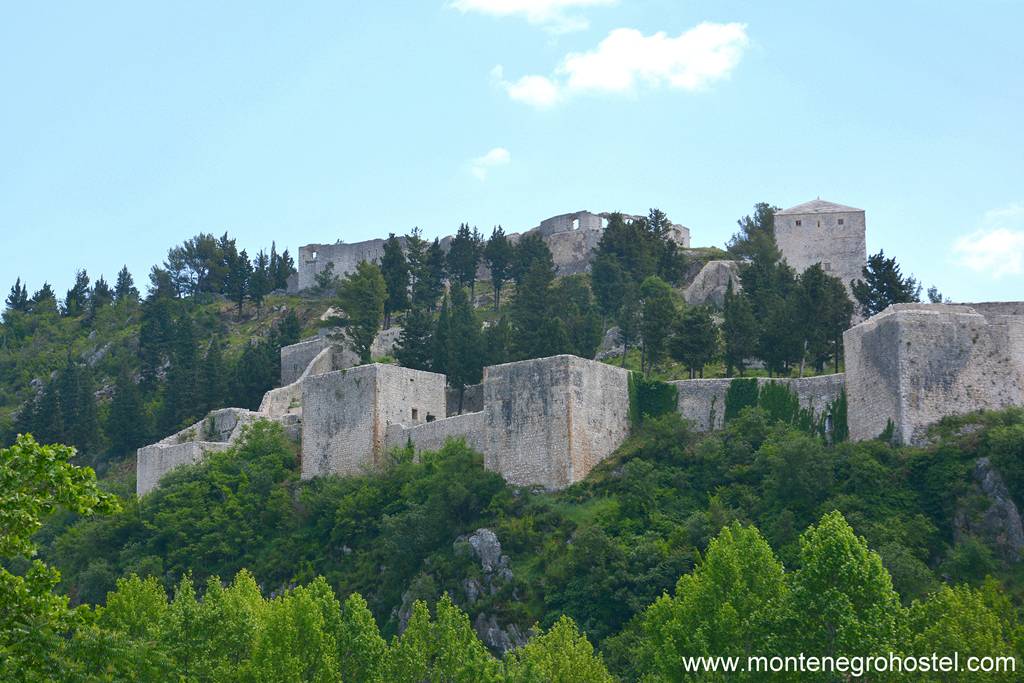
[628,373,678,427]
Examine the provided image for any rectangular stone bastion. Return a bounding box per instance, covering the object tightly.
[844,303,1024,444]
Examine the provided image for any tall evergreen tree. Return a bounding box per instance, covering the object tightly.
[722,280,757,376]
[147,266,178,300]
[553,275,603,359]
[591,253,627,322]
[5,278,29,312]
[759,294,802,377]
[106,369,150,457]
[615,281,641,368]
[64,269,90,317]
[727,202,779,261]
[483,316,512,367]
[335,261,387,363]
[138,297,178,389]
[414,239,446,311]
[669,305,720,378]
[380,233,409,327]
[639,276,676,376]
[249,250,271,318]
[483,226,513,310]
[510,257,566,360]
[511,233,555,286]
[404,227,428,303]
[431,296,451,376]
[443,286,484,412]
[89,276,114,318]
[29,283,59,315]
[114,266,139,302]
[394,306,434,372]
[447,223,481,298]
[224,248,252,319]
[200,338,228,414]
[159,314,200,433]
[851,249,921,318]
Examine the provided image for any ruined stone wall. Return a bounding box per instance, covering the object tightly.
[543,228,606,276]
[670,374,846,432]
[137,441,232,496]
[845,303,1024,444]
[300,364,446,479]
[480,356,630,489]
[295,239,390,291]
[281,337,331,385]
[775,209,865,293]
[385,411,486,454]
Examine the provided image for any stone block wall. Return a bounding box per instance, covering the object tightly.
[300,364,447,479]
[385,411,486,455]
[845,303,1024,444]
[670,374,846,432]
[137,441,232,496]
[480,355,631,489]
[281,337,331,386]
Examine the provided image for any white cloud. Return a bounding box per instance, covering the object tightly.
[953,204,1024,278]
[470,146,511,180]
[448,0,616,33]
[494,23,750,107]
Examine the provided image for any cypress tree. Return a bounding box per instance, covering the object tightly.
[395,306,435,372]
[722,280,757,376]
[381,233,410,327]
[483,226,513,310]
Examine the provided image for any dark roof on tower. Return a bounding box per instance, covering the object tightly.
[776,199,864,215]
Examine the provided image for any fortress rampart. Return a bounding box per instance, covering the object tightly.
[136,300,1024,497]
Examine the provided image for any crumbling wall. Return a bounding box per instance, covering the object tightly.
[480,356,630,489]
[295,239,391,291]
[281,337,331,386]
[845,303,1024,444]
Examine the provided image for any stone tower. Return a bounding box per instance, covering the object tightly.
[774,199,867,293]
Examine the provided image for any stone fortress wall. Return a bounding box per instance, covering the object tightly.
[136,198,1024,497]
[290,209,691,292]
[844,303,1024,444]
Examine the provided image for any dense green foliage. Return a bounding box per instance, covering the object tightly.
[12,407,1022,679]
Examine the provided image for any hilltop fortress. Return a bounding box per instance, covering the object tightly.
[137,201,1024,497]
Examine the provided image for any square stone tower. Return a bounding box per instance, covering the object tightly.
[774,199,867,293]
[844,303,1024,444]
[479,355,631,489]
[301,364,447,478]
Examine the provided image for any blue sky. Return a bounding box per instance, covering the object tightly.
[2,1,1022,302]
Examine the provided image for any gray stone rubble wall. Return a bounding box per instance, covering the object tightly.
[386,411,486,454]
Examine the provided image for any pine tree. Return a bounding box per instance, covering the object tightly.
[727,202,779,261]
[404,227,428,301]
[275,310,302,348]
[511,233,554,285]
[431,296,451,376]
[335,261,386,363]
[34,380,64,444]
[510,257,565,360]
[159,314,200,433]
[670,305,720,378]
[114,266,139,302]
[106,369,150,457]
[29,283,59,315]
[200,338,228,414]
[591,252,627,322]
[416,238,446,311]
[553,275,603,359]
[89,275,114,319]
[615,281,641,368]
[64,269,90,317]
[224,248,252,319]
[395,306,434,372]
[230,340,276,410]
[851,249,921,318]
[138,297,177,389]
[447,223,481,298]
[759,294,802,377]
[483,226,513,310]
[147,266,178,300]
[722,280,757,376]
[381,233,410,327]
[483,316,511,367]
[5,278,29,312]
[250,250,271,318]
